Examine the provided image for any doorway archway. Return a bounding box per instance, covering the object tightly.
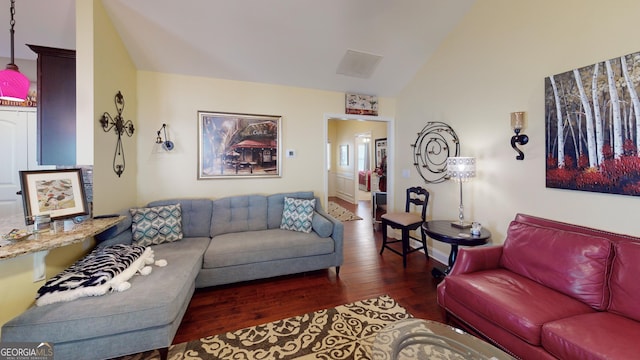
[323,113,394,216]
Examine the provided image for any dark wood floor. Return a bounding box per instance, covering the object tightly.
[173,196,446,344]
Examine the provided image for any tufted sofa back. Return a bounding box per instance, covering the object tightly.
[210,195,268,237]
[147,199,213,238]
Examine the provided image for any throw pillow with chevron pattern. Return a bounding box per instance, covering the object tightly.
[130,204,183,246]
[280,197,316,233]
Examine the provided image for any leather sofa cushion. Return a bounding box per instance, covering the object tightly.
[500,221,612,310]
[542,312,640,360]
[609,241,640,321]
[445,269,594,346]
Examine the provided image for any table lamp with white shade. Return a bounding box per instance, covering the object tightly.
[447,157,476,228]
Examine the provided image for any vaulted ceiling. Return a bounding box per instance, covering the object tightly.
[0,0,474,97]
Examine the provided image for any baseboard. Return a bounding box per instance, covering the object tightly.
[336,191,355,204]
[384,228,449,266]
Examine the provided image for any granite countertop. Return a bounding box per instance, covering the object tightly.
[0,211,29,235]
[0,216,125,260]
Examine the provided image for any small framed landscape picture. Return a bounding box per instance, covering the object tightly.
[19,169,89,225]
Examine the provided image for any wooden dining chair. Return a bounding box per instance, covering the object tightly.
[379,186,430,267]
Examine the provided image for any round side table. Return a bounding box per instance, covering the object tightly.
[422,220,491,277]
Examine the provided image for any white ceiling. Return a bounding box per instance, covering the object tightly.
[0,0,475,97]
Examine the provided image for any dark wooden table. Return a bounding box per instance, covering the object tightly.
[422,220,491,277]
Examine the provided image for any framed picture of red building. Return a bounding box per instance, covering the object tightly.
[198,111,282,179]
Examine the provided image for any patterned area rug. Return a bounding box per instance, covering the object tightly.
[328,201,363,221]
[117,295,411,360]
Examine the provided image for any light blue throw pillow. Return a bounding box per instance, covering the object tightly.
[130,204,183,246]
[280,197,316,233]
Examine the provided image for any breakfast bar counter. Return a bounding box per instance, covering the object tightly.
[0,216,125,260]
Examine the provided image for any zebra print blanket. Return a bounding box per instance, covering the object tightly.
[36,244,154,306]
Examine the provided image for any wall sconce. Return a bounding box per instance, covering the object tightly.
[155,123,174,151]
[510,112,529,160]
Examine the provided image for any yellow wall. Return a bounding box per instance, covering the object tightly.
[329,119,388,173]
[0,0,137,332]
[396,0,640,261]
[135,71,395,205]
[90,0,138,215]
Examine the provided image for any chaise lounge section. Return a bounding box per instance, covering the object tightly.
[2,191,343,360]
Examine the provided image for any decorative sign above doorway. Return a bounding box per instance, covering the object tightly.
[345,93,378,116]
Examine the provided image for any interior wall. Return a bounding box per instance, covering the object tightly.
[396,0,640,259]
[135,71,395,206]
[90,0,137,215]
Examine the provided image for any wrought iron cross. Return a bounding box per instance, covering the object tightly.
[99,91,135,177]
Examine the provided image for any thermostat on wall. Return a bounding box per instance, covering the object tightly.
[286,149,296,158]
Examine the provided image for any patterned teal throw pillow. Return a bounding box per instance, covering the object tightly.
[130,204,183,246]
[280,197,316,233]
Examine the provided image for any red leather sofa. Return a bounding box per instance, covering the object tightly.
[437,213,640,359]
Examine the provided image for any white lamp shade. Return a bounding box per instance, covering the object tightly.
[447,157,476,182]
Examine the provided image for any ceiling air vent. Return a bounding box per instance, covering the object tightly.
[336,49,383,79]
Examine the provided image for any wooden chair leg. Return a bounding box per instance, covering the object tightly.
[380,220,388,255]
[402,229,409,268]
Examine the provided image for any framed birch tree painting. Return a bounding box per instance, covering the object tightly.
[545,51,640,196]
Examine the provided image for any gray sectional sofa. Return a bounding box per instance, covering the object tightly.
[1,191,343,360]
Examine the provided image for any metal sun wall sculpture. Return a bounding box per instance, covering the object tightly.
[99,91,135,177]
[545,50,640,196]
[412,122,460,183]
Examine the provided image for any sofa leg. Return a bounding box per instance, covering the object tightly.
[442,309,451,324]
[335,266,341,276]
[158,347,168,360]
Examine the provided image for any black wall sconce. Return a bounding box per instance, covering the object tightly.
[155,123,174,151]
[100,91,134,177]
[510,111,529,160]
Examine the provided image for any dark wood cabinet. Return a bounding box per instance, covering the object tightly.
[28,44,76,165]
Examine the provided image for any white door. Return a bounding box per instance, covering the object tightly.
[0,109,30,218]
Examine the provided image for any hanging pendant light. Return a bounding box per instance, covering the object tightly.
[0,0,29,102]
